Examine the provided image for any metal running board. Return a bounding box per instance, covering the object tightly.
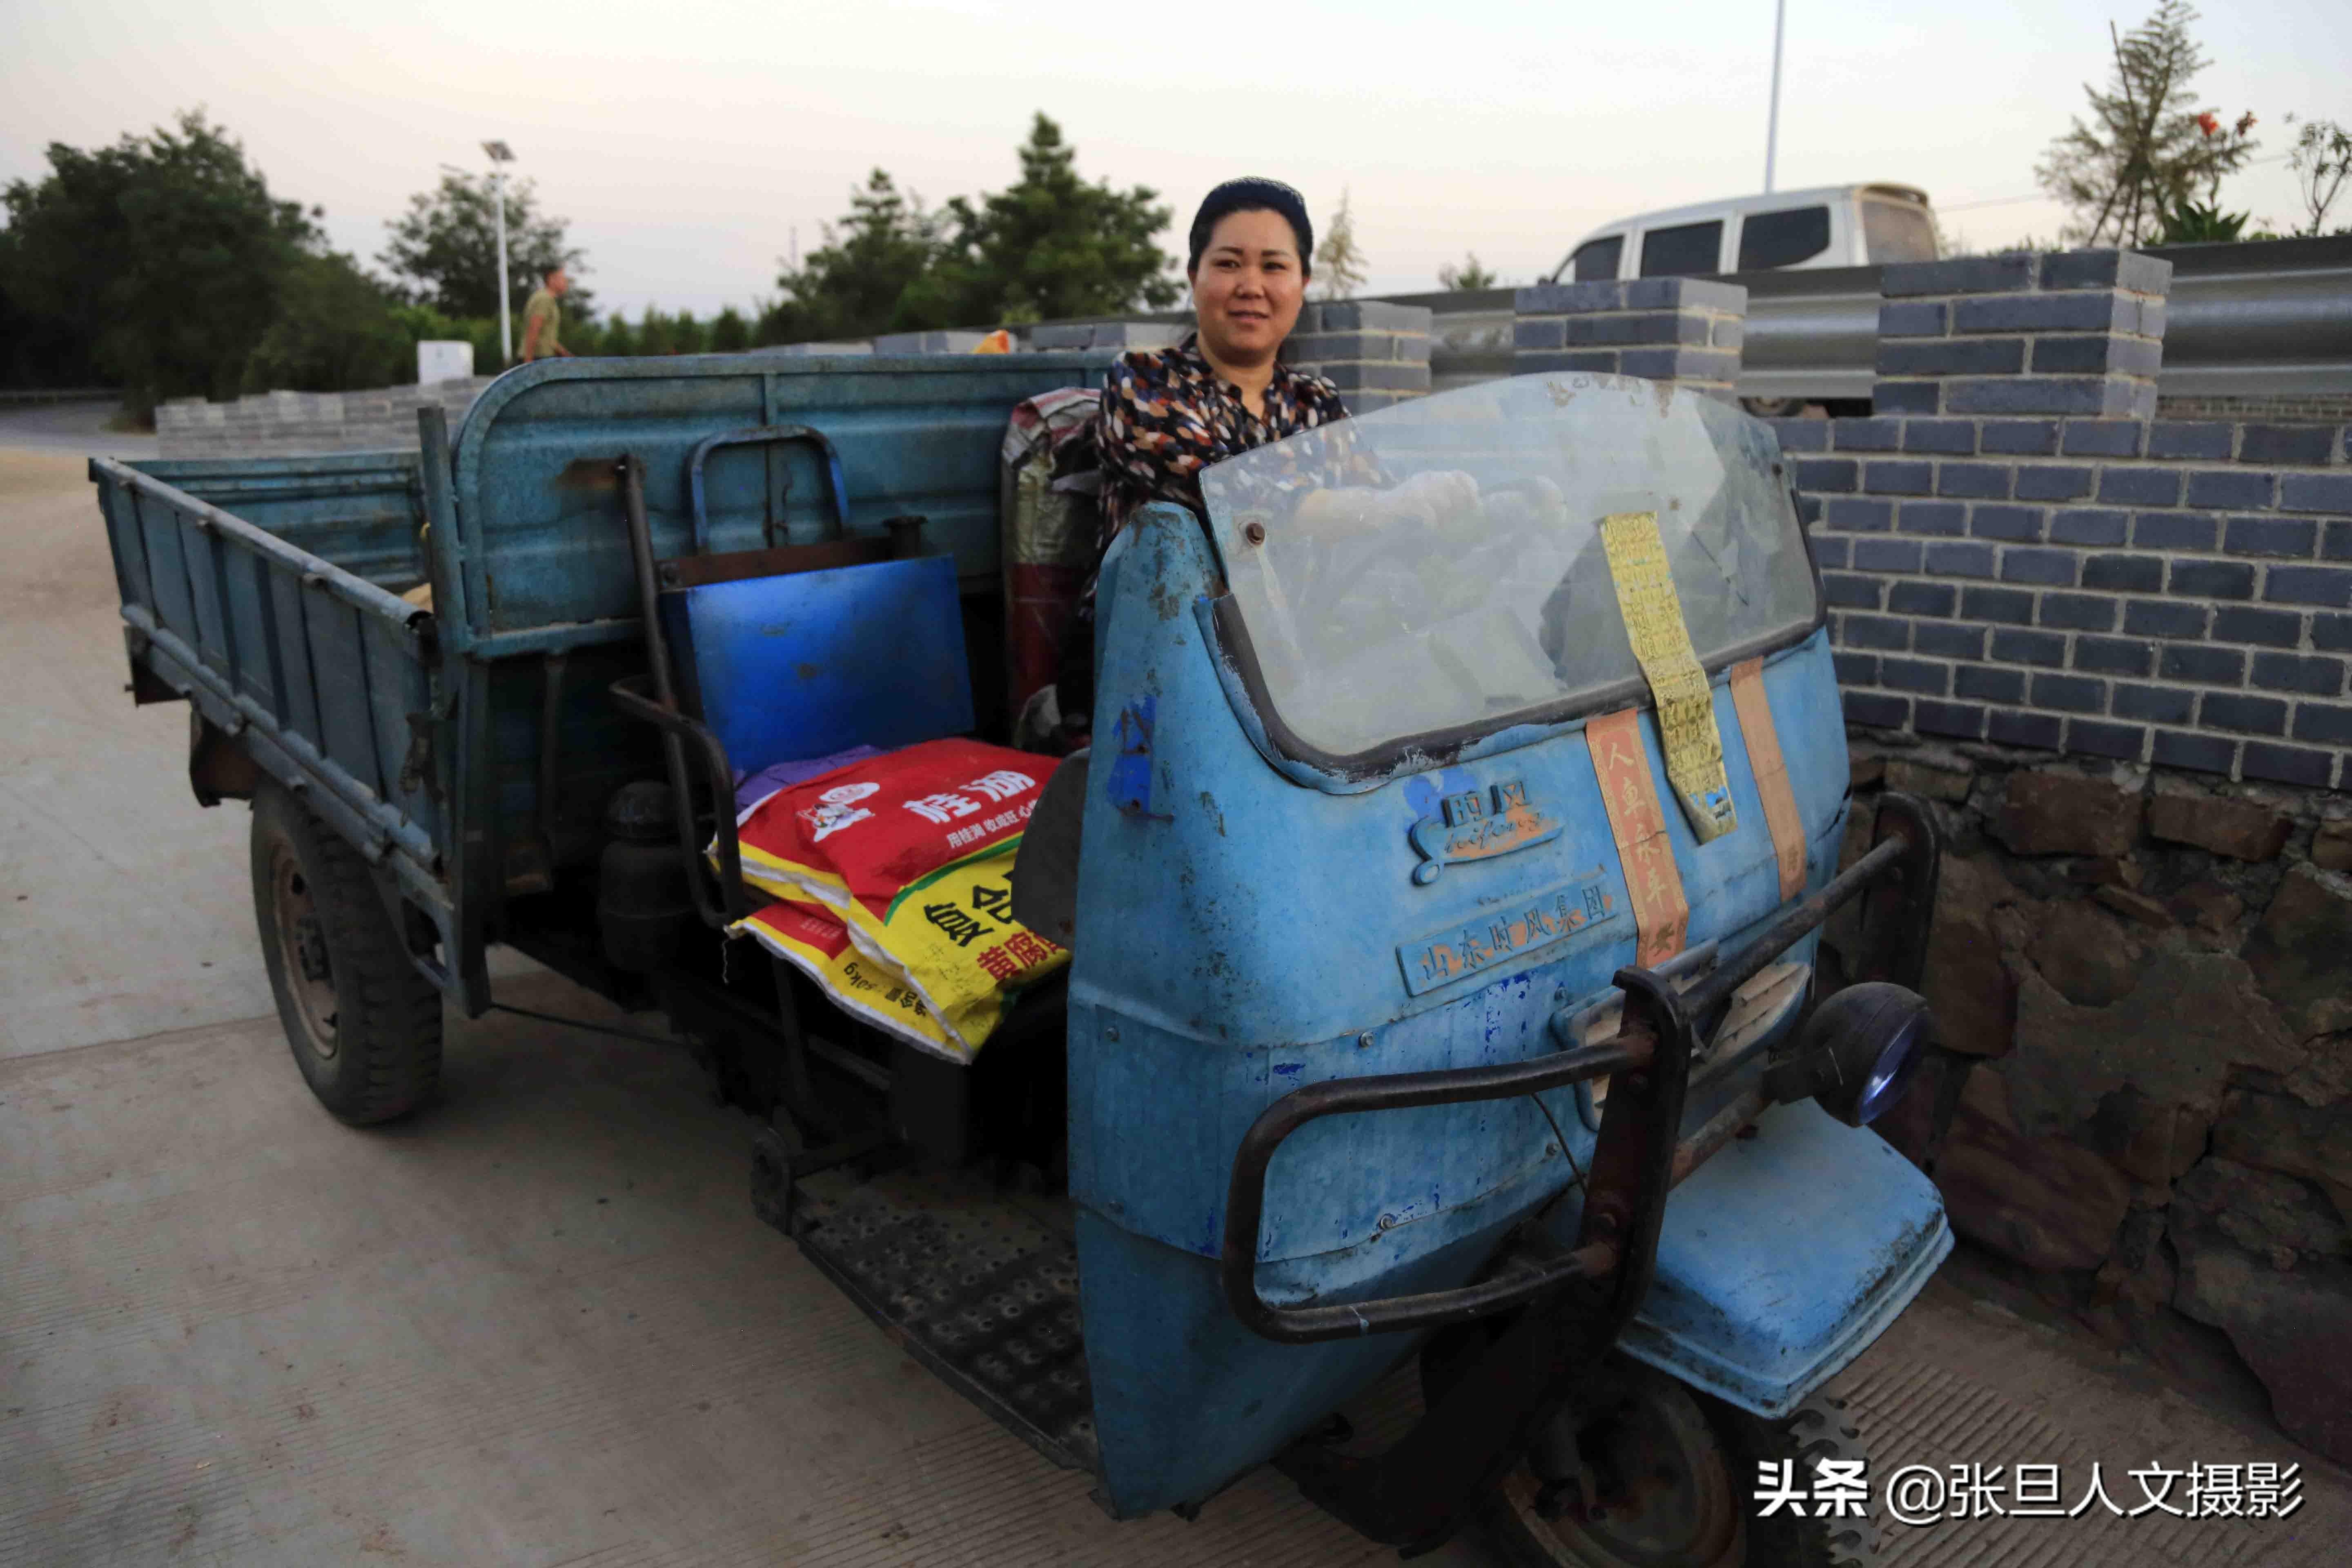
[792,1169,1100,1477]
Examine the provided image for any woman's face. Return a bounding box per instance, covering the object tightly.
[1191,209,1307,366]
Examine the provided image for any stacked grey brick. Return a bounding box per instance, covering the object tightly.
[1024,321,1182,354]
[1511,278,1747,401]
[1777,248,2352,789]
[1871,249,2166,419]
[871,330,993,354]
[156,378,494,460]
[800,309,1433,412]
[1280,301,1432,412]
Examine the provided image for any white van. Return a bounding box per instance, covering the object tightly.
[1553,183,1939,283]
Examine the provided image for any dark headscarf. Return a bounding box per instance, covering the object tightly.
[1187,178,1315,276]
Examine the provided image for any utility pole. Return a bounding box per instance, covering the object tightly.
[1763,0,1786,192]
[483,140,516,364]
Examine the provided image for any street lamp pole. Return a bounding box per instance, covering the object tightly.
[1763,0,1786,193]
[483,140,516,364]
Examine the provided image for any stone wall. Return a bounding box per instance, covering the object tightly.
[1842,744,2352,1465]
[156,378,494,459]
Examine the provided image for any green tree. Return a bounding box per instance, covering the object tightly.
[760,119,1181,343]
[2286,117,2352,236]
[1314,191,1370,300]
[919,114,1179,324]
[240,249,412,392]
[628,306,710,356]
[556,311,603,356]
[0,261,94,389]
[635,307,676,356]
[1437,252,1501,290]
[709,305,751,352]
[761,169,949,342]
[379,171,592,321]
[2035,2,2257,246]
[0,109,318,413]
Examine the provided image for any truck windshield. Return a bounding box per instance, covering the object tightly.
[1199,375,1817,767]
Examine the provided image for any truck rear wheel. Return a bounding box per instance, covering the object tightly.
[251,784,442,1124]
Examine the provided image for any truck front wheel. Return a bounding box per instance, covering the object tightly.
[1419,1334,1876,1568]
[1485,1370,1877,1568]
[250,784,442,1124]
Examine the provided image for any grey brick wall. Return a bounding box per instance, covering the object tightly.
[871,329,993,354]
[840,306,1435,413]
[1512,278,1748,401]
[1024,321,1182,353]
[771,341,874,357]
[156,378,495,459]
[2158,392,2352,425]
[1870,250,2167,421]
[1023,303,1435,413]
[1773,248,2352,789]
[1281,300,1433,412]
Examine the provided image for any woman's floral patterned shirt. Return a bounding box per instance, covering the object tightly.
[1093,333,1348,551]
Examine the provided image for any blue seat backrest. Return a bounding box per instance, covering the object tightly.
[661,555,976,778]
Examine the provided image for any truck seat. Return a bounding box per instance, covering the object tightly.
[660,552,977,786]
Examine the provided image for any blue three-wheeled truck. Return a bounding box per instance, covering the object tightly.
[93,351,1957,1566]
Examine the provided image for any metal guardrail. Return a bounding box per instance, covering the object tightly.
[1388,235,2352,405]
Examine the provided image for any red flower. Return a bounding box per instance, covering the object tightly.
[2196,111,2220,136]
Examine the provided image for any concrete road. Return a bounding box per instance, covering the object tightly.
[4,436,2347,1567]
[0,399,155,458]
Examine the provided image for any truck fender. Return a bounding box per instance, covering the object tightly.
[189,711,262,807]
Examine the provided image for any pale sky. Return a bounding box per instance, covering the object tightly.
[3,0,2345,322]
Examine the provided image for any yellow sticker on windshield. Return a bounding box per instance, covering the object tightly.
[1599,511,1737,844]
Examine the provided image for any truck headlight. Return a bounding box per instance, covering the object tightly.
[1762,982,1933,1127]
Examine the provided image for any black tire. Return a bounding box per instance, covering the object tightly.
[250,784,442,1124]
[1465,1354,1876,1568]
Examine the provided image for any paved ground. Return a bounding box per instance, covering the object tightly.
[4,428,2347,1566]
[0,399,155,458]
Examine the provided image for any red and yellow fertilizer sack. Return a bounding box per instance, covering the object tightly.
[734,900,958,1057]
[726,739,1069,1063]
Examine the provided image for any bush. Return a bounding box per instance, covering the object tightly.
[241,251,411,394]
